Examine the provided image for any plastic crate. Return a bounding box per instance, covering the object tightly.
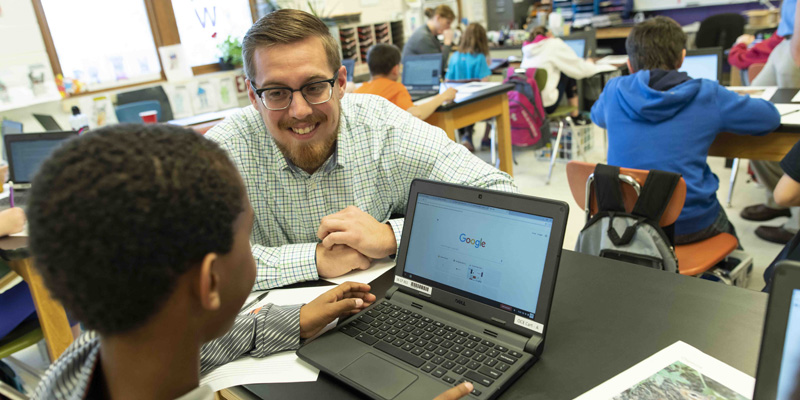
[535,122,594,162]
[699,250,753,287]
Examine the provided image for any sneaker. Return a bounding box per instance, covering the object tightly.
[740,204,792,221]
[571,114,591,125]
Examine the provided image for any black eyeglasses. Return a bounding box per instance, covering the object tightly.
[250,71,339,111]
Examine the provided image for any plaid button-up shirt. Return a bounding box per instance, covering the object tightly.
[206,94,517,289]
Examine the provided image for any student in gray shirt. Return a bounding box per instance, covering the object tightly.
[402,5,456,72]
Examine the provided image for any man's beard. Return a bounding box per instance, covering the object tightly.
[275,108,340,172]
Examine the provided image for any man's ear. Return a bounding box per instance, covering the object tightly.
[675,48,686,69]
[198,253,221,311]
[626,58,634,73]
[246,78,260,109]
[336,65,347,99]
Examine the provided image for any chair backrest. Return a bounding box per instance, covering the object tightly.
[566,161,687,227]
[534,69,547,93]
[696,13,746,50]
[748,63,766,82]
[115,100,162,123]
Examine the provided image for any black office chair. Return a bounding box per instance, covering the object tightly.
[695,13,746,50]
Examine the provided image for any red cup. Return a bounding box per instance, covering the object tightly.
[139,110,158,124]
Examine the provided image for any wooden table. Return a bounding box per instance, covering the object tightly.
[0,236,74,361]
[595,25,633,40]
[423,84,515,177]
[709,88,800,161]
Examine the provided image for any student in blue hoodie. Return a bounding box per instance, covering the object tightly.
[591,16,781,245]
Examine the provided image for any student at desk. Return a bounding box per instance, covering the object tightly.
[205,10,516,290]
[29,125,473,400]
[520,26,606,124]
[591,16,780,245]
[354,44,456,120]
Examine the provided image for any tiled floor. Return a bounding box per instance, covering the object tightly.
[470,122,786,291]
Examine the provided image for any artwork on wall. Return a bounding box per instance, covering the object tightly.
[190,80,218,114]
[167,84,194,119]
[216,77,238,109]
[158,45,194,83]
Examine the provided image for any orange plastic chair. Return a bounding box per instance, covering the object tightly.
[566,161,738,276]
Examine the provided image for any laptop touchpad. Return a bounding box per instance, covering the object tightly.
[340,353,417,399]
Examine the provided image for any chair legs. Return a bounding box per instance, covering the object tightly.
[547,116,575,185]
[727,158,739,207]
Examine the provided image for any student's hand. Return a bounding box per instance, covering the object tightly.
[443,29,455,46]
[316,243,371,278]
[433,382,474,400]
[735,34,755,46]
[441,87,458,103]
[299,282,376,338]
[317,206,397,259]
[0,207,26,236]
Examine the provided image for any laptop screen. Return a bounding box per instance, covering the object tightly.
[564,39,586,58]
[403,193,554,320]
[402,55,441,88]
[7,134,75,183]
[679,54,719,82]
[777,289,800,399]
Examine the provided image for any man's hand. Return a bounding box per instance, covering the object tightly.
[443,29,455,46]
[735,34,755,46]
[316,243,371,278]
[317,206,397,259]
[441,87,457,103]
[0,208,26,236]
[433,382,473,400]
[299,282,376,338]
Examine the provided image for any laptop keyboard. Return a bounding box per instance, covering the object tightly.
[339,300,524,397]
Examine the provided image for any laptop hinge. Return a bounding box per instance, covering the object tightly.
[384,285,399,300]
[525,334,545,356]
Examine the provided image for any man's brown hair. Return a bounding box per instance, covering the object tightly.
[242,9,341,82]
[459,23,490,58]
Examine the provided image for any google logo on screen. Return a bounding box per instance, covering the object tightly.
[459,233,487,248]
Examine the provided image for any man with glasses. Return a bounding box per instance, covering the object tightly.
[206,9,516,290]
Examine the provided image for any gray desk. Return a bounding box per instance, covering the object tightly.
[228,250,767,400]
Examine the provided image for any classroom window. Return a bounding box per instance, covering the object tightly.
[171,0,253,67]
[39,0,162,90]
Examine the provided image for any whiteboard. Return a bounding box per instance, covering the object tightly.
[633,0,757,12]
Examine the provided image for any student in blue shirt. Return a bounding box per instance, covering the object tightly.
[445,23,492,151]
[591,16,781,245]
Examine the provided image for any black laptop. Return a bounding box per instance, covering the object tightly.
[298,179,569,399]
[4,131,78,190]
[754,260,800,399]
[402,54,443,101]
[33,114,63,131]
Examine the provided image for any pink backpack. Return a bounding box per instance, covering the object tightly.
[504,68,547,148]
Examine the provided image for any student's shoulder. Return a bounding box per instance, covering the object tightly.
[204,106,264,147]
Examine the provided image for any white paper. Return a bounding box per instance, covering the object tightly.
[597,55,629,65]
[574,341,754,400]
[775,104,800,126]
[158,45,194,83]
[446,81,502,94]
[323,257,396,285]
[199,352,319,392]
[727,86,778,101]
[201,286,338,391]
[792,90,800,103]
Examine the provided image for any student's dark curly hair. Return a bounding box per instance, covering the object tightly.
[28,124,245,335]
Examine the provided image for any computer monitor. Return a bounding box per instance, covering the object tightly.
[342,58,356,82]
[4,131,78,185]
[564,39,587,59]
[560,30,596,58]
[679,47,723,83]
[0,120,22,163]
[402,53,442,90]
[117,86,174,122]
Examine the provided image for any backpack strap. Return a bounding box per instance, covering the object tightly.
[593,164,626,213]
[631,169,681,224]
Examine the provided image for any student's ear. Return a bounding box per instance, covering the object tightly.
[198,253,222,311]
[246,78,261,110]
[626,58,634,73]
[676,49,686,69]
[391,64,401,80]
[336,65,347,99]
